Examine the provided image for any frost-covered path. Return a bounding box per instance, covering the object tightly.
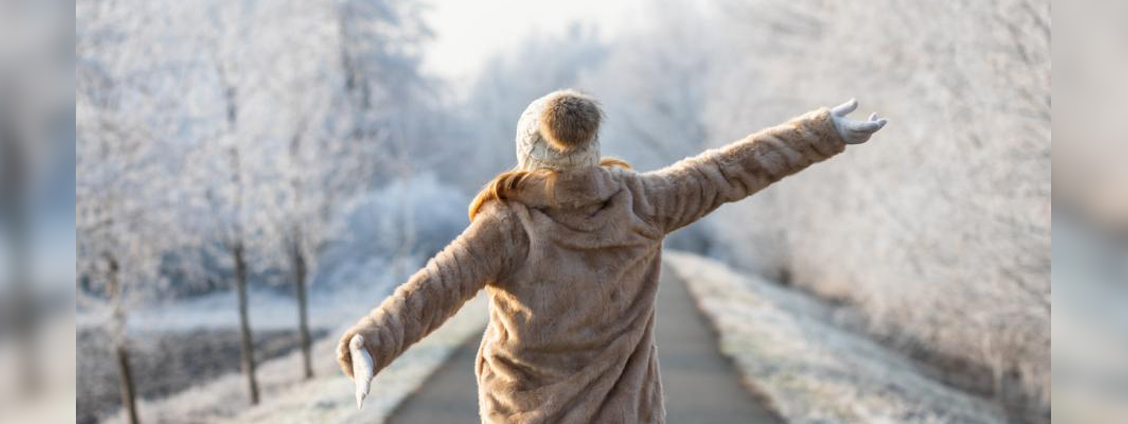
[386,262,782,423]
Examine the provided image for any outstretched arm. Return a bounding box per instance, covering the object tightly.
[639,99,887,233]
[336,204,526,385]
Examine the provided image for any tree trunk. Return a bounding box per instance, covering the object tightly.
[234,242,260,404]
[219,62,258,404]
[292,239,313,380]
[107,258,140,424]
[115,342,141,424]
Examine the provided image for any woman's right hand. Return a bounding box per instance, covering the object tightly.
[338,332,376,408]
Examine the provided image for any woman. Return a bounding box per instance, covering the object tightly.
[338,90,887,423]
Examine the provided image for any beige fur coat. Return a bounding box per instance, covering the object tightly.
[338,108,847,423]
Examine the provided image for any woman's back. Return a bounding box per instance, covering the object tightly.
[337,89,885,424]
[476,167,667,423]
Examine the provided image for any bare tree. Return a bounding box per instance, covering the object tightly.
[243,0,439,379]
[77,0,444,420]
[76,1,182,421]
[76,86,164,424]
[196,55,263,404]
[76,88,169,424]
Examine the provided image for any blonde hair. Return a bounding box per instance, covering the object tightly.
[468,157,632,221]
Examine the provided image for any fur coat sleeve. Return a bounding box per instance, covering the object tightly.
[638,107,847,233]
[337,203,527,377]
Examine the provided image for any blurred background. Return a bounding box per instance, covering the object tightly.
[3,0,1123,422]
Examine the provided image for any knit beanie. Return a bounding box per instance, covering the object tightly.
[515,89,603,172]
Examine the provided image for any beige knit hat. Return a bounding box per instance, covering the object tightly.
[515,89,603,172]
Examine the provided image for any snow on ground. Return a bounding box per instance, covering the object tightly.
[102,294,489,424]
[664,251,1007,424]
[89,253,493,424]
[118,282,395,333]
[78,255,421,334]
[77,256,420,423]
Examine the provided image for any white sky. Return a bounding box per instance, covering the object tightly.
[420,0,649,86]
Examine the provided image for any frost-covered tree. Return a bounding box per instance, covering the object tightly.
[75,126,163,424]
[587,2,718,172]
[78,0,450,419]
[188,50,272,409]
[448,24,608,190]
[693,0,1050,419]
[233,0,439,379]
[76,1,184,421]
[77,0,278,408]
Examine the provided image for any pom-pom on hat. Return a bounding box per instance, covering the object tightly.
[515,89,603,172]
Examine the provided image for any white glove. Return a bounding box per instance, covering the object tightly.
[349,334,375,409]
[831,99,888,144]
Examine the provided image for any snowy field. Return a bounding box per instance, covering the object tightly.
[77,256,424,424]
[78,280,400,334]
[99,295,488,424]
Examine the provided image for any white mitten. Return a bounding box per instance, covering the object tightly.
[349,334,375,409]
[831,99,888,144]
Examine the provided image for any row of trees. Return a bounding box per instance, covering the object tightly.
[76,0,440,422]
[698,2,1051,421]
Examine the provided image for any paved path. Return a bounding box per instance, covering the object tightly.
[387,264,782,423]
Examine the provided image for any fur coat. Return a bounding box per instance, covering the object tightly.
[338,107,847,423]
